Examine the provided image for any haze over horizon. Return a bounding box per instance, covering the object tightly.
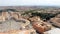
[0,0,60,6]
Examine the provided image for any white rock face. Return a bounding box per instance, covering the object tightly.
[44,28,60,34]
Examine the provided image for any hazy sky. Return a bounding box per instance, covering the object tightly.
[0,0,60,6]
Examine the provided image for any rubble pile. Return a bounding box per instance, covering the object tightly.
[0,9,36,34]
[0,9,60,34]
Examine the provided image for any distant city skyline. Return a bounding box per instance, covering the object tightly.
[0,0,60,6]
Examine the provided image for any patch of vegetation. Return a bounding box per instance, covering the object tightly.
[21,10,36,15]
[22,10,59,20]
[6,9,18,12]
[31,12,56,20]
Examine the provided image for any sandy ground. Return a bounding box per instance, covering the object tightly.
[0,20,22,32]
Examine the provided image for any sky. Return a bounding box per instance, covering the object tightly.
[0,0,60,6]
